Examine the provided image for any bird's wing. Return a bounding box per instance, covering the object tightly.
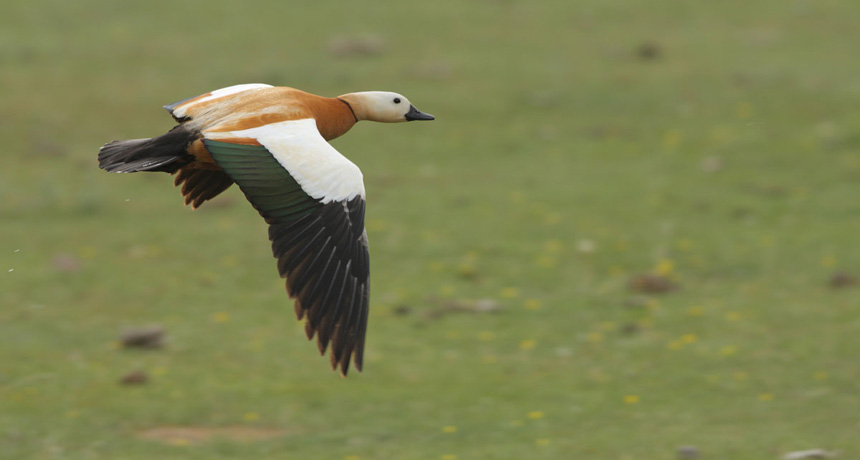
[202,118,369,375]
[173,168,235,209]
[164,84,274,122]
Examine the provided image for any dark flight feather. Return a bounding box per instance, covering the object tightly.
[204,139,370,374]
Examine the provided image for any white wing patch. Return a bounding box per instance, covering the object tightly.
[205,119,365,203]
[172,83,273,119]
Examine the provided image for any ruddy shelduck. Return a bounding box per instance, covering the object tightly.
[98,84,435,375]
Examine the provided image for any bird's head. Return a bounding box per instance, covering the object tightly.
[338,91,435,123]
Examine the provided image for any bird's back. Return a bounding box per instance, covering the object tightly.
[171,86,357,141]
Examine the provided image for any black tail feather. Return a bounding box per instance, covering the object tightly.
[98,126,197,173]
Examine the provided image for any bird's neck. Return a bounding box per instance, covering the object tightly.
[304,96,357,141]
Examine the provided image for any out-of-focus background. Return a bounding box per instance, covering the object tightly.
[2,1,859,458]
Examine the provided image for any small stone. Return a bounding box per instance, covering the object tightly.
[51,253,82,272]
[472,299,501,313]
[554,347,572,357]
[392,305,412,316]
[620,323,641,335]
[782,449,838,460]
[701,156,723,173]
[576,239,597,254]
[120,326,165,349]
[636,41,661,60]
[423,298,503,320]
[829,272,859,289]
[676,445,700,460]
[120,370,148,385]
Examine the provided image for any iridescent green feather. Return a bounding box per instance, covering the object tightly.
[203,139,321,223]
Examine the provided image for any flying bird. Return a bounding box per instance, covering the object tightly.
[98,84,435,375]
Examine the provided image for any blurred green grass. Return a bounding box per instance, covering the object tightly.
[2,0,860,458]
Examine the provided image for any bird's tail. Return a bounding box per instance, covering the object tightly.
[98,126,196,173]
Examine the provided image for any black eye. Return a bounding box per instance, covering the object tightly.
[393,98,401,104]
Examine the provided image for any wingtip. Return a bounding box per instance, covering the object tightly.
[334,356,354,378]
[338,366,361,378]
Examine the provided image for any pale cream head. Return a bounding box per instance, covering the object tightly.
[338,91,435,123]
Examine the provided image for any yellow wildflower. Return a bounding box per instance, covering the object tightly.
[212,312,230,323]
[687,306,705,317]
[79,246,97,259]
[654,258,674,276]
[736,102,753,119]
[152,366,169,376]
[680,333,698,344]
[725,312,742,322]
[720,346,738,356]
[645,298,660,311]
[663,129,682,147]
[544,239,563,253]
[524,299,541,310]
[219,256,237,268]
[543,213,561,225]
[536,256,557,268]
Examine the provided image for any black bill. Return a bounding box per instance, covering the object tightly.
[405,105,435,121]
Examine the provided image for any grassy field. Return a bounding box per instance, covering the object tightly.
[3,0,860,458]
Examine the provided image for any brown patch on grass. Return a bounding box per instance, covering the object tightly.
[137,426,291,445]
[635,41,662,60]
[51,253,82,272]
[628,274,677,294]
[830,272,859,288]
[119,370,148,385]
[120,326,165,349]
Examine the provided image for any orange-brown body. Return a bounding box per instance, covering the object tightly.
[171,87,359,205]
[182,87,357,143]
